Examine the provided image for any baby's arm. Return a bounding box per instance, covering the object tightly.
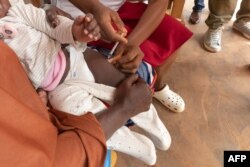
[7,3,99,44]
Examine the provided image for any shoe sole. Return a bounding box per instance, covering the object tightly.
[203,42,221,53]
[154,97,185,113]
[233,24,250,40]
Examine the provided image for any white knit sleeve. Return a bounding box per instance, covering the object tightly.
[7,3,76,44]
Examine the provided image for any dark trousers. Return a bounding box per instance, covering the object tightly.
[193,0,205,12]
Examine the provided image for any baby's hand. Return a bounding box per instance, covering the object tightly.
[37,88,49,109]
[72,13,101,42]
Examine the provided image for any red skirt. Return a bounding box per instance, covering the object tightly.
[90,2,193,67]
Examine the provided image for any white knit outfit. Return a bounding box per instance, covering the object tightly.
[1,1,171,165]
[0,0,81,89]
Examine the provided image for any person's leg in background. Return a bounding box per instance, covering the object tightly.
[189,0,205,24]
[204,0,238,52]
[153,50,185,113]
[233,0,250,39]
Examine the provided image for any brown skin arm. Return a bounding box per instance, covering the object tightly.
[0,0,10,18]
[113,0,169,73]
[45,0,168,73]
[69,0,169,43]
[69,0,127,43]
[45,3,127,42]
[127,0,169,46]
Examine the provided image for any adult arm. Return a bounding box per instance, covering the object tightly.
[127,0,169,46]
[113,0,169,72]
[69,0,127,43]
[0,0,10,17]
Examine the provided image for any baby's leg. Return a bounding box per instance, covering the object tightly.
[51,47,160,164]
[131,104,171,151]
[84,48,126,87]
[107,126,156,165]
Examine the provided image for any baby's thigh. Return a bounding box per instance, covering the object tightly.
[84,48,126,87]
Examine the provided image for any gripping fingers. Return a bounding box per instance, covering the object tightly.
[91,27,101,40]
[83,14,101,40]
[84,13,93,22]
[117,48,139,64]
[86,21,100,40]
[83,13,94,34]
[120,55,142,73]
[86,20,98,33]
[123,74,139,87]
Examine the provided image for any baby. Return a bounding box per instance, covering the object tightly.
[0,0,171,165]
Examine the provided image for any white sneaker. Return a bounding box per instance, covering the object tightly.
[153,85,185,113]
[233,18,250,40]
[203,27,223,52]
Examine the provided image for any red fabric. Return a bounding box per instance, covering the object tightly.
[90,2,193,67]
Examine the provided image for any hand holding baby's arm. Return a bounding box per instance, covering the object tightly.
[72,13,101,43]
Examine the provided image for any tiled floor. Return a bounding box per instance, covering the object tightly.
[116,0,250,166]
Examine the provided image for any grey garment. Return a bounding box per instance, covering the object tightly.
[206,0,250,29]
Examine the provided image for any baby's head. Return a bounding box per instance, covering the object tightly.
[0,0,10,18]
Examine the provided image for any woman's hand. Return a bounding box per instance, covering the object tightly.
[114,74,152,118]
[109,43,144,73]
[96,74,152,139]
[45,4,127,44]
[91,4,127,43]
[72,13,101,42]
[0,0,10,18]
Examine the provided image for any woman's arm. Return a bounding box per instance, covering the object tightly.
[111,0,169,73]
[69,0,127,43]
[127,0,169,46]
[0,0,10,18]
